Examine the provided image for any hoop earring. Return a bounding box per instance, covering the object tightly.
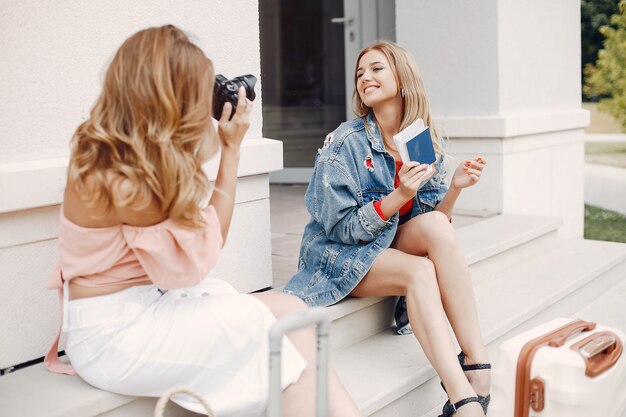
[401,88,405,98]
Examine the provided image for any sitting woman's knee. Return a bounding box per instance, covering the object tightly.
[277,293,308,316]
[428,210,450,224]
[285,293,308,310]
[254,292,308,319]
[404,258,437,291]
[424,211,456,243]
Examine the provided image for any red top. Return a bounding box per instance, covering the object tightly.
[373,161,413,220]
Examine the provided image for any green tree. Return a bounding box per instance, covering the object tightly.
[584,1,626,127]
[581,0,619,83]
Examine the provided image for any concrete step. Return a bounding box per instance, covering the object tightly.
[115,255,626,417]
[575,260,626,331]
[332,238,626,416]
[420,258,626,417]
[0,215,606,417]
[462,214,561,286]
[327,213,562,351]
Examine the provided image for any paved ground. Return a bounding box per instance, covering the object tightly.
[584,163,626,216]
[584,133,626,216]
[584,133,626,142]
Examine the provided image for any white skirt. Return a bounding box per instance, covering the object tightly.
[63,278,307,417]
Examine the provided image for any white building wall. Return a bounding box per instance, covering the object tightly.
[498,1,582,114]
[0,0,263,163]
[0,1,278,368]
[396,0,587,237]
[396,0,501,117]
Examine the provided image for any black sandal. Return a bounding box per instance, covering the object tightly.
[393,296,412,335]
[458,352,491,372]
[438,396,482,417]
[441,352,491,414]
[458,352,491,414]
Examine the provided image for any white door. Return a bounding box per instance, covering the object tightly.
[340,0,396,121]
[261,0,395,183]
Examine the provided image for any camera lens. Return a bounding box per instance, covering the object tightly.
[235,75,257,102]
[212,74,257,120]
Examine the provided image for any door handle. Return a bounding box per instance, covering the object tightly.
[330,17,353,26]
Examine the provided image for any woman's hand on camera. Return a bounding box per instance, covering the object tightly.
[397,162,431,200]
[218,86,252,152]
[451,156,486,189]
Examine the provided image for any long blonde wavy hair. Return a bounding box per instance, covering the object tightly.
[68,25,217,229]
[353,40,444,159]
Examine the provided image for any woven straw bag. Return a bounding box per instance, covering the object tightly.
[154,387,215,417]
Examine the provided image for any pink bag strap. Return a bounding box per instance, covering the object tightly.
[44,274,77,375]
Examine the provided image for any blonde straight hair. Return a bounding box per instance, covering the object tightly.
[352,40,444,159]
[68,25,217,229]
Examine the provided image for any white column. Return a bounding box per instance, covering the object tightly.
[396,0,587,237]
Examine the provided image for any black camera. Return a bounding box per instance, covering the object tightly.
[212,74,257,120]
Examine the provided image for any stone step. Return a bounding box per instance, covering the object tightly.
[0,215,600,417]
[332,238,626,416]
[419,258,626,417]
[327,213,562,351]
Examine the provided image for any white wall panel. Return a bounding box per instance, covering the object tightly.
[498,1,581,113]
[396,0,500,117]
[0,0,263,164]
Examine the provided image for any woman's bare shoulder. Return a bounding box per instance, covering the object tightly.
[63,175,167,228]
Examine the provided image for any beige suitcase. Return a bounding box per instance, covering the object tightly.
[489,318,625,417]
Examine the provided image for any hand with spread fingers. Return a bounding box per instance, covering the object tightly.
[451,156,486,190]
[217,86,253,151]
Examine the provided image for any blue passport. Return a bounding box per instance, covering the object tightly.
[405,127,436,165]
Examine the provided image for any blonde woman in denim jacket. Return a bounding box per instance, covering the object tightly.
[284,41,489,417]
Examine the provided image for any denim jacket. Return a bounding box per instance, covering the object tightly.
[283,112,448,306]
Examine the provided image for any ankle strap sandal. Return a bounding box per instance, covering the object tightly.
[458,351,491,413]
[440,351,491,414]
[458,351,491,371]
[438,396,482,417]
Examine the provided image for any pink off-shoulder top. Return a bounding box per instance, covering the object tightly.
[45,205,223,375]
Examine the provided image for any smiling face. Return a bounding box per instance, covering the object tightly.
[355,49,401,110]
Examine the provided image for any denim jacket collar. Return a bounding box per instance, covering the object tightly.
[363,112,387,154]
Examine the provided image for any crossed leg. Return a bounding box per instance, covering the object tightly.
[252,291,361,417]
[350,211,488,416]
[393,211,490,398]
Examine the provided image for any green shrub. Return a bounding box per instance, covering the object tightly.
[584,204,626,243]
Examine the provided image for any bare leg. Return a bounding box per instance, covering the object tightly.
[252,292,361,417]
[350,249,484,417]
[393,211,490,396]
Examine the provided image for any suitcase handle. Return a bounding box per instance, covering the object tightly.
[570,331,623,377]
[514,319,596,417]
[267,307,330,417]
[543,320,596,348]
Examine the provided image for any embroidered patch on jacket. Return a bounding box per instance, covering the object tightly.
[322,132,334,149]
[364,156,374,171]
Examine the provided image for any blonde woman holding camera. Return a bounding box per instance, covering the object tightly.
[45,25,360,417]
